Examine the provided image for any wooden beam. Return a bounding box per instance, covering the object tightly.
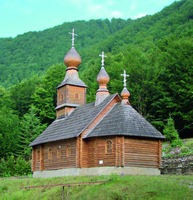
[40,145,44,171]
[32,147,35,172]
[21,180,107,189]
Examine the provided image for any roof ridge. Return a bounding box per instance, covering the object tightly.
[83,99,118,139]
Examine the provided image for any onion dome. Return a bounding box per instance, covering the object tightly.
[121,87,130,100]
[97,66,110,86]
[64,47,81,68]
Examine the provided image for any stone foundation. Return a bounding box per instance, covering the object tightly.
[33,167,160,178]
[161,155,193,175]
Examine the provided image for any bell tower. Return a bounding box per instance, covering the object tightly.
[56,29,87,118]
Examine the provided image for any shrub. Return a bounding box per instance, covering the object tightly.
[163,116,182,147]
[0,155,31,177]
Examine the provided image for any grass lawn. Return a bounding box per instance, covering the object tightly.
[0,174,193,200]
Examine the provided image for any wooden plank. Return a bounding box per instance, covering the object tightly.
[32,147,35,172]
[76,137,80,168]
[21,181,107,189]
[158,140,162,168]
[40,145,44,171]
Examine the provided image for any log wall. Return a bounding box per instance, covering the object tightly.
[124,138,161,168]
[33,146,40,172]
[57,86,67,106]
[57,85,86,106]
[66,85,86,105]
[32,139,77,171]
[32,136,162,171]
[115,136,124,167]
[82,137,117,168]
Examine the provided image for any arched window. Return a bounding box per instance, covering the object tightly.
[57,146,62,159]
[59,93,64,101]
[66,144,71,158]
[106,140,113,154]
[75,93,79,99]
[48,148,52,160]
[36,149,40,161]
[61,93,64,100]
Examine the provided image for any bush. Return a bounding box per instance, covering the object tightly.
[171,138,182,148]
[163,116,182,147]
[0,155,31,177]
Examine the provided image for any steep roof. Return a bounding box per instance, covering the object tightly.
[57,77,87,88]
[84,103,164,139]
[30,94,164,147]
[29,94,118,147]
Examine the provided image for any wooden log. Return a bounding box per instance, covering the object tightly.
[21,180,107,190]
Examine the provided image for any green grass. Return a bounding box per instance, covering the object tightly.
[0,175,193,200]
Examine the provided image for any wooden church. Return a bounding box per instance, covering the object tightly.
[30,29,164,178]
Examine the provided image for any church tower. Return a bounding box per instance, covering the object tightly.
[56,29,87,118]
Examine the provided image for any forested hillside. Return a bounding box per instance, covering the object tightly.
[0,18,131,87]
[0,0,193,176]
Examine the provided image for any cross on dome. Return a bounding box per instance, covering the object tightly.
[99,51,107,67]
[69,28,78,47]
[121,70,129,87]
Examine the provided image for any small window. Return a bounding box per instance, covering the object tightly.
[48,148,52,160]
[59,93,64,101]
[66,144,71,158]
[57,146,62,159]
[58,92,61,101]
[106,140,113,154]
[75,93,79,99]
[36,149,40,161]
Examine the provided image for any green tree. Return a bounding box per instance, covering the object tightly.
[163,116,182,147]
[0,86,13,108]
[17,106,47,159]
[0,107,20,159]
[32,64,65,124]
[154,36,193,137]
[9,76,41,116]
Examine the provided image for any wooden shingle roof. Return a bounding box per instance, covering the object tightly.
[30,94,164,147]
[84,103,164,139]
[29,94,118,147]
[57,77,87,88]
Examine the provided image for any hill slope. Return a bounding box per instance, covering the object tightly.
[0,175,193,200]
[0,18,131,87]
[0,0,193,87]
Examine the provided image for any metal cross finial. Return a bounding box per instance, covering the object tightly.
[99,51,107,67]
[69,28,78,47]
[121,70,129,87]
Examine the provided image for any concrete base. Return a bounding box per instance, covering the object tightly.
[33,167,160,178]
